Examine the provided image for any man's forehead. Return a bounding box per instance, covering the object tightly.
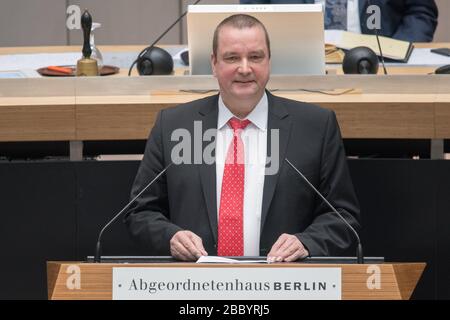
[222,49,266,56]
[218,24,265,37]
[216,25,268,51]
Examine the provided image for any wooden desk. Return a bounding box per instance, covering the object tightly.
[47,261,426,300]
[0,43,445,76]
[73,91,438,140]
[1,45,449,159]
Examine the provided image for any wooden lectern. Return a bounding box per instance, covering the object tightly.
[47,261,425,300]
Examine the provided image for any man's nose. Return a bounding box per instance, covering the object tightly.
[238,59,251,74]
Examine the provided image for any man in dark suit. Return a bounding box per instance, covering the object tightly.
[125,14,360,262]
[240,0,438,42]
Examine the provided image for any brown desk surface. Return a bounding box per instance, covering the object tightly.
[1,45,449,142]
[0,43,446,76]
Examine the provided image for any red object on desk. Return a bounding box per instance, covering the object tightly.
[37,65,119,77]
[47,66,74,74]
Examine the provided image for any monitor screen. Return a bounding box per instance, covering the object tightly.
[187,4,325,75]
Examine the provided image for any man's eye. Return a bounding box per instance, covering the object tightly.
[224,56,238,62]
[250,55,263,61]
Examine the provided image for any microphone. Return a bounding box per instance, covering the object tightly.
[367,0,387,75]
[94,162,173,263]
[284,158,364,264]
[343,46,379,74]
[128,0,202,76]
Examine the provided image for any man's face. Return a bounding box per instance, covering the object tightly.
[211,25,270,103]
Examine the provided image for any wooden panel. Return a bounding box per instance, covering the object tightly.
[270,92,437,139]
[76,92,436,140]
[434,0,450,42]
[327,102,435,139]
[75,95,174,140]
[47,262,425,300]
[75,93,215,140]
[0,97,75,141]
[393,264,427,300]
[435,101,450,139]
[76,104,157,140]
[47,262,61,300]
[0,95,438,142]
[0,92,443,141]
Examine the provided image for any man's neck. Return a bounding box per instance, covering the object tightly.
[221,94,264,119]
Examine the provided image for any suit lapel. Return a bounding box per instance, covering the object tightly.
[260,92,292,233]
[198,96,219,243]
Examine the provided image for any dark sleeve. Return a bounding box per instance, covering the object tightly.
[124,110,182,255]
[392,0,438,42]
[298,111,361,256]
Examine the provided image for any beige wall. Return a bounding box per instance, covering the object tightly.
[0,0,67,46]
[434,0,450,42]
[0,0,239,47]
[67,0,181,45]
[0,0,448,47]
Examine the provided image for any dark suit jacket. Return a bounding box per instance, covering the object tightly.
[125,92,360,257]
[240,0,438,42]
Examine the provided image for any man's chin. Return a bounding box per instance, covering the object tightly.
[232,90,258,100]
[232,83,258,95]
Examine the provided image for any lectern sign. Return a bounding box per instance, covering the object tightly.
[112,267,341,300]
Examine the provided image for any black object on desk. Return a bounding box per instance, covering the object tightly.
[342,46,379,74]
[76,10,98,76]
[431,48,450,57]
[180,49,189,66]
[435,65,450,74]
[136,47,174,75]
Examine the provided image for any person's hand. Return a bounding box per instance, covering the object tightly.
[170,230,208,261]
[267,233,309,263]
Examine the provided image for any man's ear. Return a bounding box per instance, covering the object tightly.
[210,53,217,77]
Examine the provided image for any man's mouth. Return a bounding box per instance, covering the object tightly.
[234,80,254,84]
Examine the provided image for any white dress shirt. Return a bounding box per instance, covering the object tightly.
[216,93,268,256]
[316,0,362,34]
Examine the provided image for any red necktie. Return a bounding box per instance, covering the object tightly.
[218,117,251,256]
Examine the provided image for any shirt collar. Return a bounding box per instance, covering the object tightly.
[217,92,268,131]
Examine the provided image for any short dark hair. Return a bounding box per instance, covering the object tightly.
[212,14,271,58]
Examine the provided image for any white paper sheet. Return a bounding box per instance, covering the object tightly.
[196,256,268,264]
